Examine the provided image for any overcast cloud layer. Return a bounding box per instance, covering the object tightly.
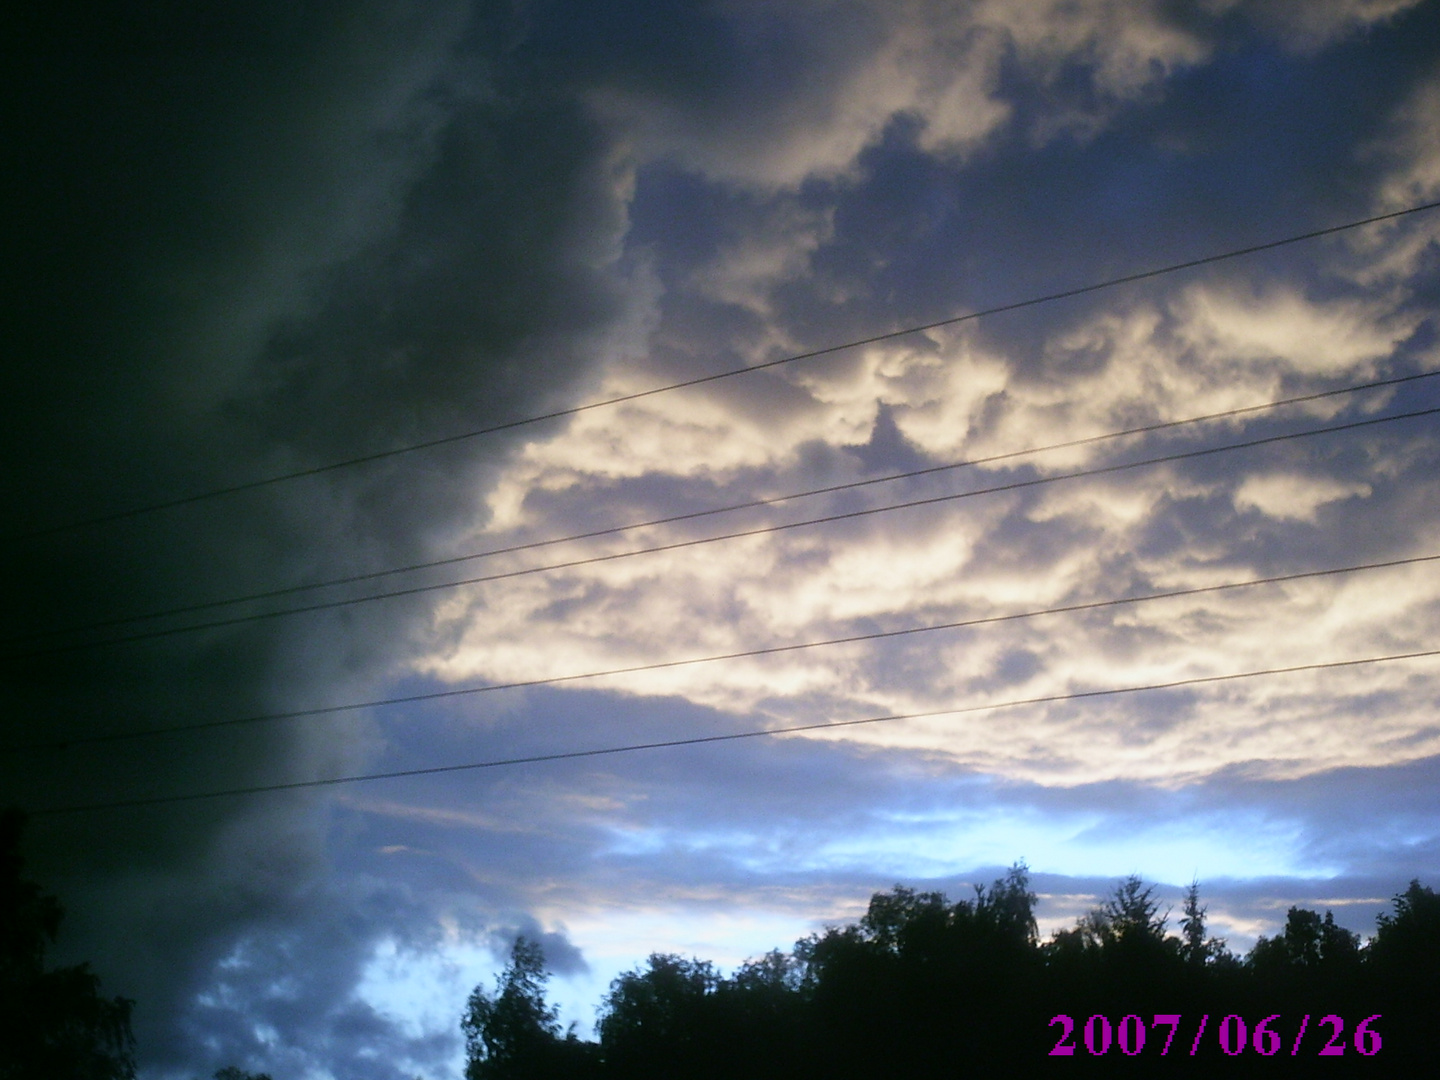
[5,2,1440,1077]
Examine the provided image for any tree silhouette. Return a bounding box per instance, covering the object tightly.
[796,865,1042,1076]
[0,807,136,1080]
[1367,879,1440,1070]
[1245,904,1362,998]
[598,954,721,1078]
[1371,878,1440,974]
[453,869,1440,1078]
[1179,878,1219,967]
[461,936,595,1080]
[974,860,1040,948]
[1290,908,1356,966]
[1097,874,1170,946]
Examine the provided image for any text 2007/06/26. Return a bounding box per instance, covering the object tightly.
[1048,1012,1382,1058]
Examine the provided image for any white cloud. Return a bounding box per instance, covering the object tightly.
[585,3,1010,191]
[413,206,1440,787]
[1233,472,1372,521]
[587,0,1213,192]
[1172,284,1414,377]
[421,421,1440,789]
[1348,71,1440,285]
[1377,74,1440,209]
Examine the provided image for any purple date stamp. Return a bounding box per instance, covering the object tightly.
[1048,1013,1383,1057]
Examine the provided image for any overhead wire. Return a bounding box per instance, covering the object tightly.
[9,551,1436,755]
[10,199,1439,543]
[28,648,1440,815]
[12,404,1438,656]
[12,368,1437,648]
[11,208,1440,813]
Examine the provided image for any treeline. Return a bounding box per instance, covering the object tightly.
[1,808,137,1080]
[4,800,1437,1079]
[464,865,1440,1079]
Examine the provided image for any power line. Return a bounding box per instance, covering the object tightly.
[28,648,1440,815]
[11,552,1435,754]
[12,200,1439,543]
[15,369,1436,647]
[14,405,1438,657]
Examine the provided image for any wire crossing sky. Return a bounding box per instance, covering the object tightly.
[9,551,1435,755]
[10,368,1436,647]
[11,404,1437,655]
[32,648,1440,817]
[9,200,1438,543]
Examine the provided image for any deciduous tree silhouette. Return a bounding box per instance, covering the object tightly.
[0,807,136,1080]
[462,935,596,1080]
[797,864,1041,1076]
[599,954,720,1078]
[1368,878,1440,1070]
[1371,878,1440,976]
[1248,906,1360,973]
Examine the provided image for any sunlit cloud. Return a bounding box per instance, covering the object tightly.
[1172,283,1414,375]
[1232,472,1373,521]
[417,218,1440,787]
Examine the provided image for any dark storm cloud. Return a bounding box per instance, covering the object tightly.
[486,919,589,977]
[168,874,461,1080]
[2,1,641,1073]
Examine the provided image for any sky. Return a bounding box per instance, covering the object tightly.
[3,1,1440,1077]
